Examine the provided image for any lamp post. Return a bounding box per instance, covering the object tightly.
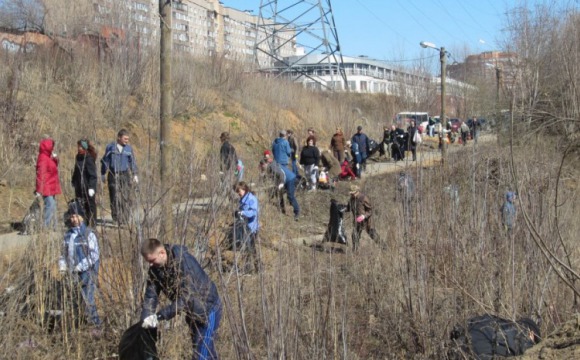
[420,41,448,161]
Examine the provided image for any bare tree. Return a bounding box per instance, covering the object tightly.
[0,0,46,32]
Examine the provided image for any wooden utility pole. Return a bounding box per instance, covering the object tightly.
[159,0,173,239]
[440,46,447,161]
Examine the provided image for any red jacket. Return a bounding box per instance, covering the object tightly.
[36,138,62,196]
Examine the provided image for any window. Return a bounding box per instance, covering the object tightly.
[175,23,188,32]
[173,2,188,12]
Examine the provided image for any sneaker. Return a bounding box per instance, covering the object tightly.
[294,214,300,221]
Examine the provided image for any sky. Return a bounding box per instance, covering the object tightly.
[221,0,573,66]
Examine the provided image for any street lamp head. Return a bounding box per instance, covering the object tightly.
[420,41,438,50]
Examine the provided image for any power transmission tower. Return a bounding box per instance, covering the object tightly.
[255,0,347,91]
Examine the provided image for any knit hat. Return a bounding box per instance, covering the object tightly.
[263,150,271,157]
[66,199,86,219]
[357,125,363,131]
[279,130,287,136]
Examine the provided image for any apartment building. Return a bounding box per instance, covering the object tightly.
[91,0,296,65]
[447,51,518,89]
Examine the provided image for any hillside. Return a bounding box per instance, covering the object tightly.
[1,46,580,359]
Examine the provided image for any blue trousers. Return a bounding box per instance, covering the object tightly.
[187,305,222,360]
[43,195,57,228]
[283,179,300,216]
[78,261,101,326]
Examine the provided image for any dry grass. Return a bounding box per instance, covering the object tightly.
[0,44,579,359]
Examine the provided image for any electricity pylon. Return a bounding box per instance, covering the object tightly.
[255,0,348,91]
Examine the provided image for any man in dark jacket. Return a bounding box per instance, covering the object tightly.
[101,129,138,224]
[219,131,238,178]
[351,126,370,177]
[141,238,221,360]
[407,120,419,161]
[345,185,381,251]
[287,129,300,175]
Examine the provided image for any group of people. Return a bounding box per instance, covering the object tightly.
[35,129,138,229]
[378,120,421,162]
[31,119,507,359]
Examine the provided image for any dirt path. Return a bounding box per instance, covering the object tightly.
[0,134,494,253]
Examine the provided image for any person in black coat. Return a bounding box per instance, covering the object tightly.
[299,136,320,190]
[71,139,98,226]
[391,127,406,161]
[406,120,419,161]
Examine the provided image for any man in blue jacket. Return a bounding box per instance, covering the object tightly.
[141,238,222,360]
[100,129,138,224]
[351,126,370,178]
[266,161,300,221]
[272,130,292,167]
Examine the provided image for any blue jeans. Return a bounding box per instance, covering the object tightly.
[43,195,57,228]
[284,179,300,216]
[291,158,298,176]
[187,304,222,360]
[78,261,101,326]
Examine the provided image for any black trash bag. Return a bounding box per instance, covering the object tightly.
[448,314,540,359]
[323,199,348,244]
[119,321,159,360]
[368,139,380,156]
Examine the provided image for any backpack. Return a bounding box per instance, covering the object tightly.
[448,314,540,359]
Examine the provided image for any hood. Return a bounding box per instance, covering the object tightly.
[39,138,55,155]
[506,191,515,201]
[274,138,285,144]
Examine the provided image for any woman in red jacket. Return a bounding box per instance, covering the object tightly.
[36,137,62,228]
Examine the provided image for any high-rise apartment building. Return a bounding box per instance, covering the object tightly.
[91,0,296,66]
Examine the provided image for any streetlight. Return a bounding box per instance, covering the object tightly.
[420,41,448,161]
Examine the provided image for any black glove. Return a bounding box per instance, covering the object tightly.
[234,210,242,218]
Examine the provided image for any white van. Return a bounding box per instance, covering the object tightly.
[395,112,430,132]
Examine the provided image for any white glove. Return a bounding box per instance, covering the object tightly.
[101,175,106,183]
[278,183,284,190]
[51,152,58,159]
[74,264,83,273]
[88,189,95,197]
[142,314,158,329]
[35,192,42,198]
[133,175,139,184]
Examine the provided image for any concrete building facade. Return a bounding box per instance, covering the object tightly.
[91,0,295,66]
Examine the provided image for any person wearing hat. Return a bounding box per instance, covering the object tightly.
[59,200,102,328]
[272,130,292,167]
[71,138,98,227]
[345,185,381,251]
[351,126,370,178]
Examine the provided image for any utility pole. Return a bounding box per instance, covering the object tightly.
[440,46,447,161]
[159,0,173,239]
